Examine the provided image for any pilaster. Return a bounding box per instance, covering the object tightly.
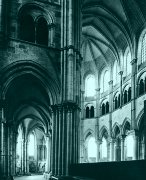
[120,135,126,161]
[108,80,113,137]
[144,100,146,159]
[0,0,7,47]
[118,71,123,107]
[45,133,51,173]
[130,58,137,129]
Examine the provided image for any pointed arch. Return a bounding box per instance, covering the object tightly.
[99,126,109,139]
[137,109,144,130]
[84,129,95,141]
[112,122,121,138]
[122,118,131,135]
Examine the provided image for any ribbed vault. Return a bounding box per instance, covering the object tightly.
[82,0,146,71]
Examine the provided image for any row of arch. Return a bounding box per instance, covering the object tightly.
[82,117,145,162]
[17,3,55,46]
[85,86,132,118]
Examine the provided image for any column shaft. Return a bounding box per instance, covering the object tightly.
[131,59,137,129]
[144,100,146,159]
[0,0,6,46]
[121,136,125,161]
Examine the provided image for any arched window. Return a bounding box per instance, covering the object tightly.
[90,106,94,118]
[118,94,121,108]
[102,103,105,115]
[86,107,90,118]
[87,137,97,162]
[124,90,128,104]
[113,61,119,85]
[126,50,132,74]
[85,75,95,97]
[139,79,144,95]
[141,33,146,63]
[106,102,109,114]
[115,97,118,109]
[128,87,131,102]
[124,48,132,76]
[103,70,109,92]
[36,17,48,46]
[20,15,35,42]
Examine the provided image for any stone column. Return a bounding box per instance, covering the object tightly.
[109,138,114,161]
[144,100,146,159]
[108,80,114,161]
[0,98,8,178]
[51,107,56,175]
[22,138,26,174]
[25,140,29,174]
[131,59,137,129]
[114,140,117,161]
[118,71,123,107]
[12,130,17,175]
[55,0,82,176]
[0,0,6,47]
[22,137,29,175]
[95,88,100,162]
[81,91,85,119]
[133,131,139,160]
[45,133,51,173]
[108,80,113,136]
[120,135,125,161]
[8,125,13,176]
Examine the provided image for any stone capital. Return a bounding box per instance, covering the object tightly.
[95,88,100,92]
[108,80,113,85]
[120,135,126,140]
[46,132,51,139]
[127,129,139,136]
[130,58,137,65]
[118,71,123,76]
[81,90,85,94]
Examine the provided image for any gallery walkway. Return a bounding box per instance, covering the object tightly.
[14,175,44,180]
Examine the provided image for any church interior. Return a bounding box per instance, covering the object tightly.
[0,0,146,180]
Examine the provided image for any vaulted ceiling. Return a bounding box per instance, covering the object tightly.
[81,0,146,70]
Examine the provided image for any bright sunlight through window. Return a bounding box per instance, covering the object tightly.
[126,135,134,158]
[85,75,95,97]
[28,133,35,156]
[101,137,107,158]
[88,137,97,160]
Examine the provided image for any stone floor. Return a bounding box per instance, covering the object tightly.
[14,175,44,180]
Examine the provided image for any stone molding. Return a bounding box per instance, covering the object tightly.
[51,101,80,113]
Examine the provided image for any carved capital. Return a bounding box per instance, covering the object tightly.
[118,71,123,76]
[130,58,137,65]
[108,80,113,85]
[95,88,100,92]
[62,101,79,112]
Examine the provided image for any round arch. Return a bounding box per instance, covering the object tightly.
[0,61,60,105]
